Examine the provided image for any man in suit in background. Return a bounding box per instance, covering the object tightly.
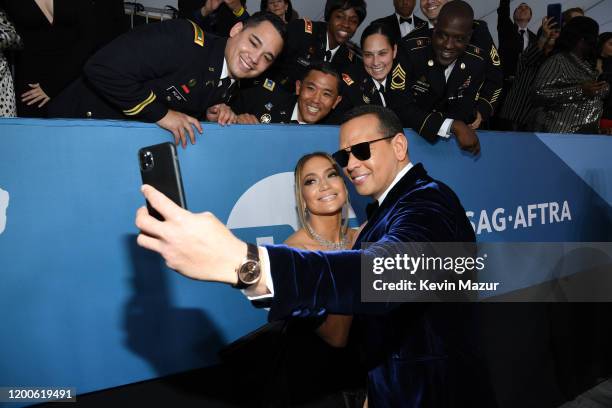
[135,104,495,406]
[497,0,536,81]
[495,0,537,130]
[372,0,427,41]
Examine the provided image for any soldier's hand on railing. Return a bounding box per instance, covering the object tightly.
[156,109,202,148]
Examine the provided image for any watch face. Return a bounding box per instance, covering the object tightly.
[239,260,261,285]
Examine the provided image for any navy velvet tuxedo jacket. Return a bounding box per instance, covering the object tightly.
[265,164,495,407]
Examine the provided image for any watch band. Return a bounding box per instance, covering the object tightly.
[233,243,260,289]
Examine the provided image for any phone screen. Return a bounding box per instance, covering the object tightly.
[546,3,562,27]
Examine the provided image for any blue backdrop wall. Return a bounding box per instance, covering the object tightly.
[0,118,610,404]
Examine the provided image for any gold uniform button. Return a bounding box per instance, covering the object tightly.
[86,111,92,118]
[427,59,434,66]
[460,63,466,70]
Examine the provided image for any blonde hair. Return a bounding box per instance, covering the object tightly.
[294,152,350,239]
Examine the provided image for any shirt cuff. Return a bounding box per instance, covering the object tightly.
[242,246,274,300]
[438,118,454,138]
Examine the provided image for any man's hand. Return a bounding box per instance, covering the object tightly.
[468,111,483,130]
[206,104,237,125]
[452,120,481,155]
[135,184,246,284]
[581,81,608,97]
[21,83,50,108]
[236,113,260,124]
[156,109,203,148]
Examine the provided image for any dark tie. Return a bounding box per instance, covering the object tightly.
[212,77,233,104]
[399,17,412,24]
[377,84,386,106]
[365,201,379,220]
[324,50,332,62]
[519,30,527,50]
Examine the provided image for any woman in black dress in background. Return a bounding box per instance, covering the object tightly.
[1,0,126,117]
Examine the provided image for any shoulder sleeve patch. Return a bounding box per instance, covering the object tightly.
[342,73,354,86]
[263,78,276,92]
[188,20,205,47]
[304,18,313,34]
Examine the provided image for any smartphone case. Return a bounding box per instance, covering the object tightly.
[138,142,187,220]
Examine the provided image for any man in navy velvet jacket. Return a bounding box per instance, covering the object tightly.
[135,105,495,407]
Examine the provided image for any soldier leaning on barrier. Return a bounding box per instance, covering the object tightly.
[47,12,285,148]
[393,1,484,155]
[404,0,504,129]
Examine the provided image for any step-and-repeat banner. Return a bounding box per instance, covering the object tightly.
[0,118,610,400]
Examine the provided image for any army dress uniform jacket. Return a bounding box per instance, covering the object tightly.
[267,18,357,92]
[403,20,503,121]
[331,57,412,125]
[231,78,298,124]
[49,19,235,122]
[394,40,487,141]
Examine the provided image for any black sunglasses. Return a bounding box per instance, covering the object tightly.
[332,135,395,167]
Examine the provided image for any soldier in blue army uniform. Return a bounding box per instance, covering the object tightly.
[404,0,503,129]
[262,0,366,93]
[230,62,343,124]
[48,12,285,147]
[330,22,411,123]
[397,1,483,154]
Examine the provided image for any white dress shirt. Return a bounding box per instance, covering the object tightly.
[325,33,340,62]
[438,60,457,138]
[396,13,415,38]
[373,78,388,107]
[290,103,307,124]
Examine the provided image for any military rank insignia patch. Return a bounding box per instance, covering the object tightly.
[304,18,313,34]
[390,64,406,90]
[490,46,501,66]
[342,73,354,86]
[260,113,272,123]
[263,78,276,91]
[362,94,371,104]
[189,20,204,47]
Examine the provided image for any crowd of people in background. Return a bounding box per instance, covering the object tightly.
[1,0,611,140]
